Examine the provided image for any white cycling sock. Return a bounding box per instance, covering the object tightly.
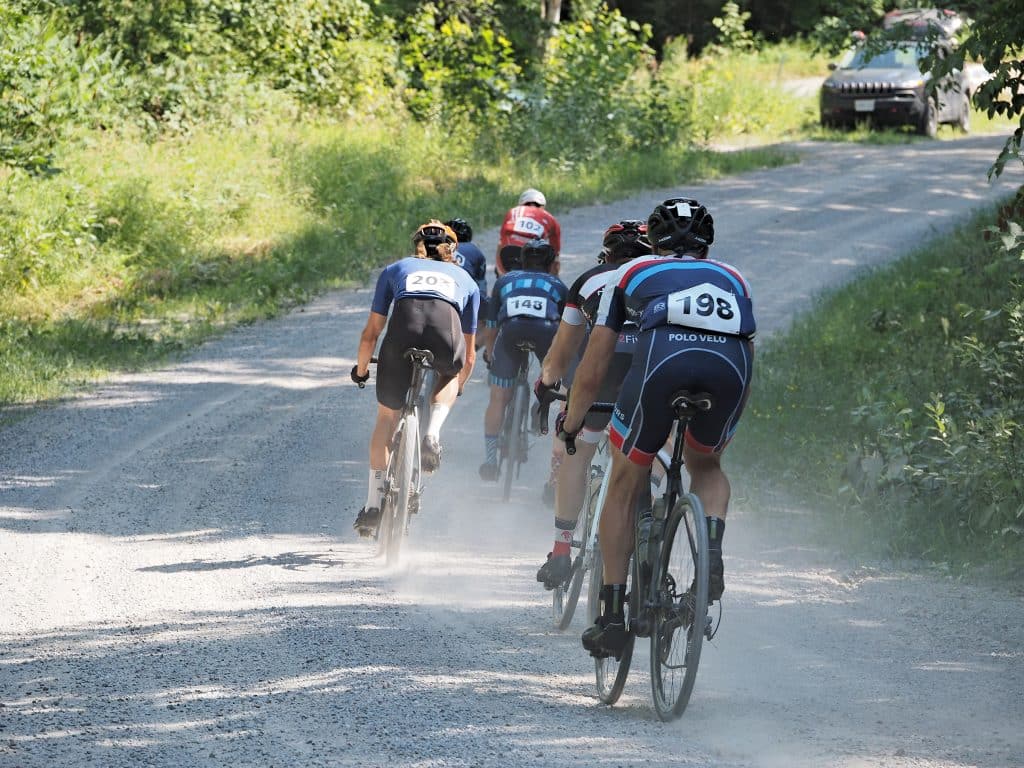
[365,469,384,510]
[426,403,450,440]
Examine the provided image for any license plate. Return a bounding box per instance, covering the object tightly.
[854,99,875,112]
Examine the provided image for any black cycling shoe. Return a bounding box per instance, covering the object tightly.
[581,616,628,660]
[421,436,441,474]
[478,462,499,482]
[536,552,571,590]
[353,506,381,537]
[709,549,725,603]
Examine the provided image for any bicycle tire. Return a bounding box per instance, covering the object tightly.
[385,414,419,566]
[501,380,529,502]
[376,421,404,560]
[650,493,709,721]
[552,470,601,629]
[588,547,635,705]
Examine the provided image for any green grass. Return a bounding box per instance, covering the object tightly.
[731,202,1024,574]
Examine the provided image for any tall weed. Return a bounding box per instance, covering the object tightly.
[735,194,1024,566]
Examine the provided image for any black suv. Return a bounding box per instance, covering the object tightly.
[819,11,971,137]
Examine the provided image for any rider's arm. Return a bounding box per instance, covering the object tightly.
[356,311,387,377]
[540,320,586,386]
[562,325,617,434]
[459,334,476,392]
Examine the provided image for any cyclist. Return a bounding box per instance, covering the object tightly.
[534,220,651,589]
[479,238,568,481]
[446,217,489,332]
[554,198,755,658]
[496,189,562,278]
[351,220,480,537]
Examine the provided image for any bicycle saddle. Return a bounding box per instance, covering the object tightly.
[404,348,435,365]
[669,390,714,417]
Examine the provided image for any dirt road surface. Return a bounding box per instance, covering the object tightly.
[2,136,1022,768]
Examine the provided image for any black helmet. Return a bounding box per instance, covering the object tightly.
[647,198,714,254]
[600,220,652,263]
[445,218,473,243]
[521,238,556,270]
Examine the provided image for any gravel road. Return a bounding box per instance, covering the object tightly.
[2,136,1023,768]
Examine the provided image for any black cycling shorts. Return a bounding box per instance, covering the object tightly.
[489,317,557,388]
[377,297,465,410]
[610,327,753,465]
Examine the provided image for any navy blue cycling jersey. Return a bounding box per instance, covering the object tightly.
[371,256,480,334]
[486,269,567,326]
[595,255,755,339]
[454,242,488,293]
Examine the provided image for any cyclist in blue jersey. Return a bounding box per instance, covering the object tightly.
[445,218,489,333]
[555,198,756,658]
[533,220,651,589]
[479,238,568,481]
[351,220,481,537]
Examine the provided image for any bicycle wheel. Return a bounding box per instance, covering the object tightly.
[552,470,601,629]
[376,421,404,560]
[650,493,709,721]
[588,546,635,705]
[501,381,529,502]
[384,414,419,566]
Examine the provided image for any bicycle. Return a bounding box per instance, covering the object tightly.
[356,348,434,566]
[496,341,535,502]
[536,391,610,631]
[564,390,719,721]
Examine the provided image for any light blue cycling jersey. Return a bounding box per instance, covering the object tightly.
[371,256,481,334]
[486,270,567,327]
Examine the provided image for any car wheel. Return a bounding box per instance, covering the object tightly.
[917,98,938,138]
[957,92,971,133]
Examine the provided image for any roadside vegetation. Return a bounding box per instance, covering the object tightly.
[732,190,1024,572]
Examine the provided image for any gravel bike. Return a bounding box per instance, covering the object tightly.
[496,341,535,502]
[356,349,434,566]
[537,390,609,631]
[565,390,717,721]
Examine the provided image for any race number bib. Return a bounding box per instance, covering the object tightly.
[506,296,547,319]
[405,271,457,301]
[666,283,742,334]
[513,216,545,238]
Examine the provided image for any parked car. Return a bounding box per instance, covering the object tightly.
[819,37,972,137]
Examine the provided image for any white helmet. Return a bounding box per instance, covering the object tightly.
[518,188,546,207]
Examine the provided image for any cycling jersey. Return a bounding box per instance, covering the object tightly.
[371,256,480,335]
[595,255,756,340]
[486,270,567,388]
[563,261,639,435]
[498,206,562,256]
[487,270,567,327]
[454,241,488,295]
[565,261,638,355]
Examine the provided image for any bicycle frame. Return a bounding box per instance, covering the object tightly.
[376,349,434,564]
